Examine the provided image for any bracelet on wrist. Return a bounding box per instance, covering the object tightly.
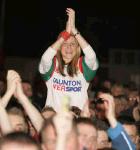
[60,31,70,41]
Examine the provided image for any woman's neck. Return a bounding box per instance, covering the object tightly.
[63,58,72,64]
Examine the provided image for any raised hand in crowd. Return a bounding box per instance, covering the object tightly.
[98,93,117,128]
[66,8,76,35]
[0,69,44,135]
[14,75,44,133]
[53,109,79,150]
[1,70,20,108]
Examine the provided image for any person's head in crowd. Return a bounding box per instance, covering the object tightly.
[7,106,28,133]
[128,87,139,98]
[22,80,33,99]
[41,117,56,150]
[93,118,111,149]
[133,105,140,122]
[118,116,140,149]
[113,95,128,117]
[135,121,140,137]
[0,132,42,150]
[111,83,124,97]
[57,33,81,77]
[41,106,56,119]
[127,87,139,107]
[93,118,109,130]
[124,81,137,94]
[41,116,79,150]
[75,117,98,150]
[97,130,111,149]
[100,79,113,90]
[123,83,131,96]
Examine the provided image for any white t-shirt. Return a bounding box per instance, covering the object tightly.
[45,59,89,112]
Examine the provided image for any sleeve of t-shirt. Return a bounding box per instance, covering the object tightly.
[39,47,57,74]
[81,45,99,81]
[107,122,136,150]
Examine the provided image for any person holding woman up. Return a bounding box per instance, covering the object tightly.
[39,8,99,112]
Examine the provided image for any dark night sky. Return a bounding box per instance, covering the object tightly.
[2,0,140,58]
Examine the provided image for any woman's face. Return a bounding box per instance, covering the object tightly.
[61,36,79,63]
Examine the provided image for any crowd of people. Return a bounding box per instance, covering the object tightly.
[0,8,139,150]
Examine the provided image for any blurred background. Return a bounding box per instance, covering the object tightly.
[0,0,140,88]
